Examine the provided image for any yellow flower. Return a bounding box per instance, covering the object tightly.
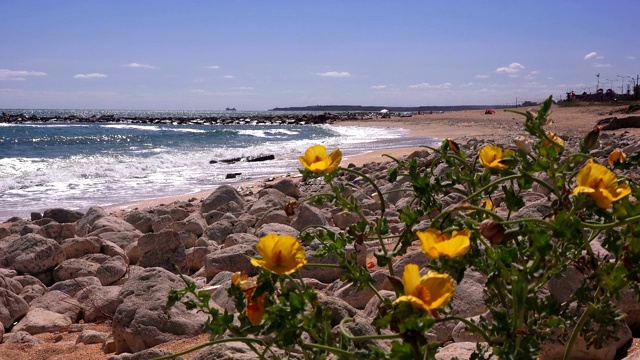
[299,145,342,173]
[513,136,532,154]
[417,228,471,258]
[250,234,307,275]
[543,131,565,148]
[231,272,265,325]
[393,264,455,315]
[480,199,496,211]
[608,150,626,166]
[479,144,514,170]
[573,159,631,209]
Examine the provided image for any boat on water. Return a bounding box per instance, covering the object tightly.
[225,107,237,111]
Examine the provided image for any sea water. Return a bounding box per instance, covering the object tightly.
[0,110,437,221]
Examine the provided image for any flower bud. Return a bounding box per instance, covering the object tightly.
[608,149,626,166]
[581,125,602,152]
[513,136,531,154]
[479,219,505,245]
[447,139,462,156]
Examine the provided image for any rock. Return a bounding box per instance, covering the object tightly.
[327,270,392,309]
[175,212,208,237]
[318,293,358,326]
[97,231,140,250]
[201,219,249,245]
[90,216,140,236]
[299,251,344,284]
[101,240,129,262]
[152,214,174,233]
[248,189,293,215]
[11,308,72,335]
[49,276,102,297]
[223,233,259,248]
[291,203,327,231]
[201,185,246,214]
[19,284,47,304]
[124,211,155,233]
[4,233,66,275]
[76,206,109,236]
[203,244,258,280]
[96,255,128,285]
[270,178,301,199]
[136,231,186,271]
[112,267,208,354]
[60,236,102,259]
[154,206,190,222]
[184,247,209,273]
[2,330,43,344]
[53,258,100,282]
[76,329,110,345]
[42,208,84,223]
[0,287,29,330]
[0,275,23,294]
[192,342,260,360]
[435,342,485,360]
[29,290,82,323]
[35,222,76,243]
[75,284,121,323]
[255,209,291,228]
[108,348,184,360]
[254,223,300,239]
[539,321,632,360]
[597,116,640,130]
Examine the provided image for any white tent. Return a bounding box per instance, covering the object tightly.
[379,109,389,113]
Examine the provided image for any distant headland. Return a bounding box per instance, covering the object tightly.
[269,105,504,112]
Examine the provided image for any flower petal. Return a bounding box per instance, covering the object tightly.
[402,264,421,297]
[420,272,455,310]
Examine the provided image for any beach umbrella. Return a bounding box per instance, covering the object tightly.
[380,109,389,113]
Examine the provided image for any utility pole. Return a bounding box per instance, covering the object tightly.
[617,75,625,96]
[596,73,600,93]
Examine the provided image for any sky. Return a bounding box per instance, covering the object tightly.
[1,1,639,110]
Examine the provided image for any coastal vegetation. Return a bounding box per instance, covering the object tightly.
[166,96,640,359]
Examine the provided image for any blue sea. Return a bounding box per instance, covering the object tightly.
[0,109,437,221]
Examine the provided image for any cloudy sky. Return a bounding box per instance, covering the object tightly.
[1,1,638,110]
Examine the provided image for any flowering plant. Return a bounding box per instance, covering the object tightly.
[166,96,640,360]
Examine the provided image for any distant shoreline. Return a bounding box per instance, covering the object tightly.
[269,104,503,112]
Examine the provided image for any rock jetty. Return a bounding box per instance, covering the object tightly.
[1,128,639,359]
[0,112,371,126]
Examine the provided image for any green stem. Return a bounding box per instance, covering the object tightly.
[338,317,402,341]
[582,214,640,230]
[300,343,353,357]
[338,166,386,215]
[152,337,265,360]
[438,316,492,343]
[302,263,344,269]
[563,304,595,360]
[501,217,558,231]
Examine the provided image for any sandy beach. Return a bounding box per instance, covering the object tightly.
[106,102,635,216]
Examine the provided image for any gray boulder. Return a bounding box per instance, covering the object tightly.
[112,267,208,354]
[11,308,72,335]
[35,222,76,243]
[29,290,82,323]
[42,208,84,223]
[270,178,301,199]
[53,258,100,282]
[76,206,109,236]
[75,284,121,322]
[60,236,102,259]
[204,244,258,280]
[0,287,29,330]
[96,255,128,285]
[5,233,66,275]
[201,185,246,214]
[136,231,186,271]
[291,203,327,231]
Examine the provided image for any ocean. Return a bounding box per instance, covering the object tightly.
[0,109,437,221]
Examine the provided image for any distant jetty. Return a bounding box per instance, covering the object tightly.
[0,112,345,125]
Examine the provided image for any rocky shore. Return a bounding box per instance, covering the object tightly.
[1,107,640,359]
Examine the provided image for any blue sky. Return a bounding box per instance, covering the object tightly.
[1,1,638,110]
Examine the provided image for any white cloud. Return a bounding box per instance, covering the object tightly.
[206,65,221,70]
[495,63,525,74]
[626,56,636,60]
[475,74,490,79]
[124,63,155,69]
[315,71,351,77]
[592,63,611,68]
[74,73,107,79]
[222,75,235,79]
[0,69,47,80]
[584,52,598,60]
[408,82,452,89]
[460,83,475,87]
[371,84,387,89]
[231,86,254,90]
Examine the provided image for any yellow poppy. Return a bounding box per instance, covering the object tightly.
[543,131,565,148]
[478,144,514,170]
[608,150,626,166]
[417,228,471,258]
[250,234,307,275]
[299,144,342,173]
[231,272,266,325]
[393,264,455,315]
[573,159,631,209]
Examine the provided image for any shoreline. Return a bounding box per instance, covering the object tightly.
[6,103,637,220]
